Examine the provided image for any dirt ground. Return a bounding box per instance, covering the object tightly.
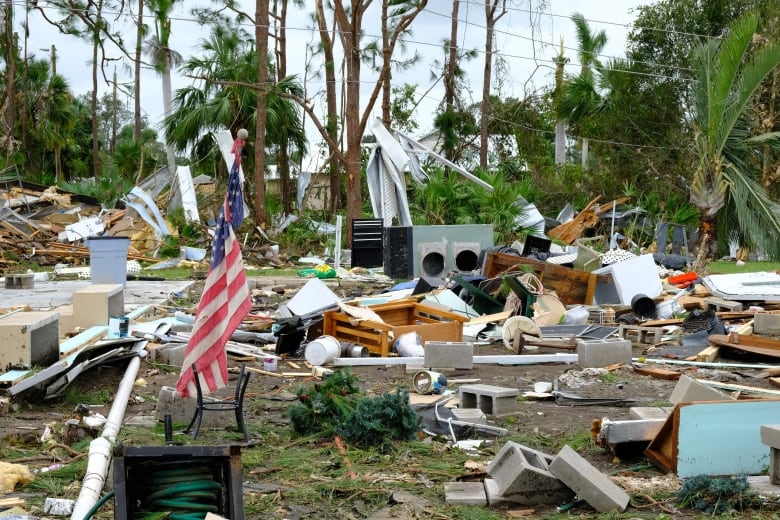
[3,276,780,518]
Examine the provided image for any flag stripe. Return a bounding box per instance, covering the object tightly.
[176,134,252,398]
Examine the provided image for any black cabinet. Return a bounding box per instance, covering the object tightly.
[351,218,384,268]
[383,226,413,280]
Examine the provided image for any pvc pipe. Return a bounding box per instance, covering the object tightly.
[71,353,143,520]
[333,353,578,366]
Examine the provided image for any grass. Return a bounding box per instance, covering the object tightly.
[707,260,780,274]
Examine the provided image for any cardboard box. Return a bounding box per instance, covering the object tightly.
[323,300,467,356]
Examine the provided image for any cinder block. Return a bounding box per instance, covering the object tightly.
[154,386,235,429]
[576,338,632,368]
[618,324,662,344]
[704,296,744,313]
[444,482,486,506]
[424,341,474,369]
[483,478,515,507]
[754,313,780,335]
[761,425,780,485]
[458,384,519,417]
[486,441,574,505]
[450,408,487,425]
[549,445,630,513]
[596,418,665,446]
[629,406,672,420]
[149,343,188,367]
[0,310,60,370]
[4,273,34,289]
[669,374,733,404]
[72,284,124,328]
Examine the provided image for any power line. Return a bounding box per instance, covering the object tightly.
[24,0,697,82]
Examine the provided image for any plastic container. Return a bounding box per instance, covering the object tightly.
[304,335,341,366]
[87,236,130,286]
[263,357,278,372]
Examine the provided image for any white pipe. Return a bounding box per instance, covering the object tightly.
[333,353,578,366]
[71,353,143,520]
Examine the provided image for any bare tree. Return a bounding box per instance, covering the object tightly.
[479,0,506,170]
[255,0,270,228]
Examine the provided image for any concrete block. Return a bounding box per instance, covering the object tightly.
[629,406,672,420]
[450,408,487,425]
[149,343,188,367]
[486,441,574,505]
[669,374,733,404]
[549,444,630,513]
[424,341,474,370]
[754,313,780,335]
[72,284,124,328]
[760,425,780,485]
[458,384,519,417]
[618,324,663,344]
[444,482,486,506]
[576,338,632,368]
[483,478,515,507]
[0,310,60,370]
[154,386,235,429]
[5,273,34,289]
[705,296,744,313]
[596,418,665,446]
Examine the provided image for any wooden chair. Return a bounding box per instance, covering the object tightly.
[184,363,251,441]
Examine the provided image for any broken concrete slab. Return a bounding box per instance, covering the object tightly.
[444,481,487,506]
[669,374,734,404]
[549,444,630,512]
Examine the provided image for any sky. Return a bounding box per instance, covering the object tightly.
[22,1,651,145]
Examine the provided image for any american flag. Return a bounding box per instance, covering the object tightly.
[176,134,252,397]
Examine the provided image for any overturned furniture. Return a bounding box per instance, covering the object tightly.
[323,300,468,356]
[483,251,604,306]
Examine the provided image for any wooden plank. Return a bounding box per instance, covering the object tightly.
[695,346,720,362]
[464,310,512,326]
[0,497,26,509]
[632,365,682,380]
[695,379,780,397]
[709,333,780,358]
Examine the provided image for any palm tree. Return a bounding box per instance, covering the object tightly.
[689,12,780,262]
[145,0,181,180]
[26,58,77,182]
[556,13,608,169]
[163,23,307,196]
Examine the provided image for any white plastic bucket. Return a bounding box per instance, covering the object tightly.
[305,335,341,366]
